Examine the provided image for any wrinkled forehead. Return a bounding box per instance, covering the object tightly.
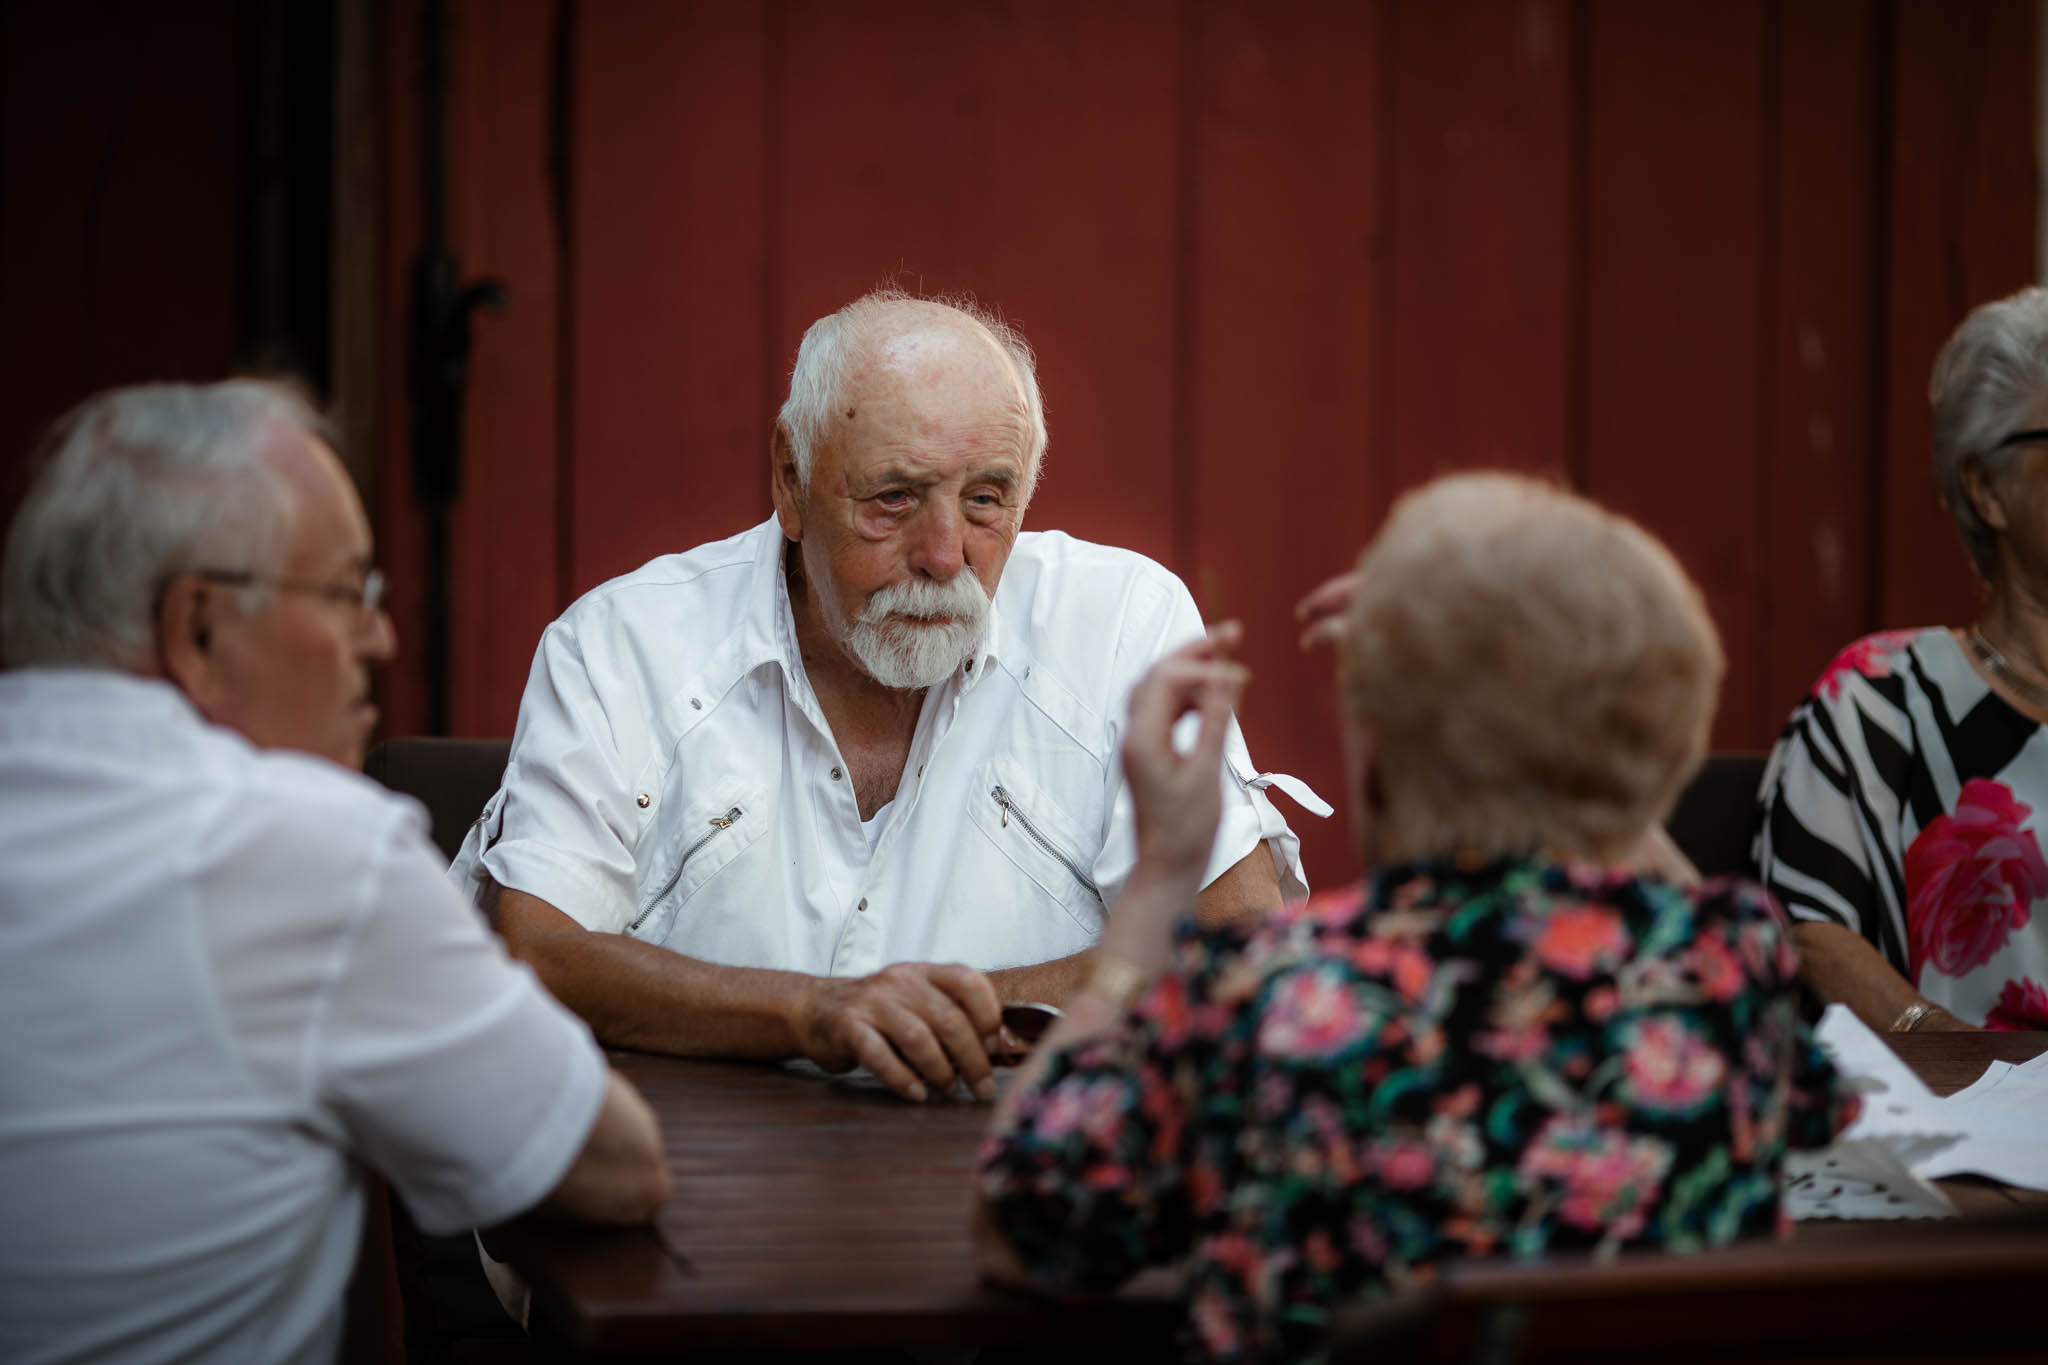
[834,318,1034,452]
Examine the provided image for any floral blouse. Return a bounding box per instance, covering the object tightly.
[1756,627,2048,1028]
[979,859,1847,1365]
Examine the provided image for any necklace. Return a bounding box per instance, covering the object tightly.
[1967,627,2048,713]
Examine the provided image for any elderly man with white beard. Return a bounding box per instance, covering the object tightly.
[451,292,1319,1101]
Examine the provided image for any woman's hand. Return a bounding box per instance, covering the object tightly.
[1295,569,1360,651]
[1120,624,1250,890]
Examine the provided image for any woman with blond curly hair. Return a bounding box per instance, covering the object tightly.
[976,472,1846,1365]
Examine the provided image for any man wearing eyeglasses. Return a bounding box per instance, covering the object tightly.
[0,381,669,1365]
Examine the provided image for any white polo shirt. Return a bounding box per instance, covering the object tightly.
[0,671,607,1365]
[451,519,1324,975]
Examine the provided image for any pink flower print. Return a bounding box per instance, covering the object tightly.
[1518,1115,1673,1239]
[1905,779,2048,977]
[1690,930,1748,1001]
[1190,1286,1243,1359]
[1984,977,2048,1030]
[1030,1076,1132,1146]
[1815,628,1920,700]
[1257,968,1373,1058]
[1532,904,1633,979]
[1371,1138,1438,1190]
[1349,936,1433,1002]
[1620,1016,1727,1115]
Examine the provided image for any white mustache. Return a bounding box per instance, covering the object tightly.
[857,571,989,625]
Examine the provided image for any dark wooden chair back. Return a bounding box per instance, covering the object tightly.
[1326,1222,2048,1364]
[359,736,528,1357]
[1663,752,1767,880]
[364,737,513,862]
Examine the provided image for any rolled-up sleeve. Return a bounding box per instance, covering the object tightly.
[471,622,645,934]
[1090,576,1323,908]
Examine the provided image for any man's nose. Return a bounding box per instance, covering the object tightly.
[908,500,967,580]
[360,605,398,661]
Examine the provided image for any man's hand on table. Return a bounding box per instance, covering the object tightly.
[793,961,1005,1103]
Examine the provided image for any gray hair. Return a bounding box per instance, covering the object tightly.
[1,380,327,670]
[777,290,1049,492]
[1931,285,2048,580]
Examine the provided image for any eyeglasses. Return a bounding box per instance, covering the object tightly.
[1992,428,2048,452]
[190,566,387,616]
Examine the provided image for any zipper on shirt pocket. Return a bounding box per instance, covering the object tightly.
[990,785,1098,901]
[631,806,744,931]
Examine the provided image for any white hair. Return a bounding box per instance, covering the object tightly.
[1931,286,2048,579]
[777,290,1049,492]
[0,380,325,670]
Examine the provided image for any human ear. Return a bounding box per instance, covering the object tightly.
[769,423,805,542]
[156,575,222,706]
[1961,458,2010,533]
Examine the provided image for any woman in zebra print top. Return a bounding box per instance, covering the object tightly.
[1756,287,2048,1033]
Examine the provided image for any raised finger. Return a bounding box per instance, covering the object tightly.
[844,1019,929,1102]
[1294,570,1359,623]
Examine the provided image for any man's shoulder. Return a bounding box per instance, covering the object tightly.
[996,531,1195,703]
[549,521,773,646]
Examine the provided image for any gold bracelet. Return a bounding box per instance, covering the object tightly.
[1889,999,1932,1032]
[1082,953,1151,1011]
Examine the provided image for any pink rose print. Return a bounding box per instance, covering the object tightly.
[1531,904,1633,979]
[1620,1016,1727,1114]
[1816,628,1920,700]
[1905,779,2048,978]
[1517,1115,1673,1239]
[1984,977,2048,1031]
[1257,968,1373,1058]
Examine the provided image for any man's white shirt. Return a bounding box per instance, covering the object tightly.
[451,518,1324,974]
[0,670,608,1365]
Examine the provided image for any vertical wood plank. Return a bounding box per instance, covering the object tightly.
[0,1,242,515]
[1186,0,1381,887]
[1760,0,1880,728]
[1878,0,2038,634]
[1382,0,1574,492]
[446,0,563,735]
[374,0,428,737]
[772,0,1181,566]
[1582,0,1768,750]
[567,1,769,596]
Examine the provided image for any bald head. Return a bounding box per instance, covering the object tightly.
[777,291,1049,498]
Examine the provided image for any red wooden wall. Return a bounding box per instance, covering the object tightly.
[377,0,2039,888]
[0,2,244,519]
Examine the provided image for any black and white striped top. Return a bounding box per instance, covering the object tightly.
[1755,626,2048,1028]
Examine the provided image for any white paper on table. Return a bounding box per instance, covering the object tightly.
[1911,1048,2048,1188]
[1786,1005,1964,1219]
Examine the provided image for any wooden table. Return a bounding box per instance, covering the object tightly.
[482,1034,2047,1356]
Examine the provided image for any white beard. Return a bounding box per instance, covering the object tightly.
[844,570,991,690]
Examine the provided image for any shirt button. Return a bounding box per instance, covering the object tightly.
[635,793,651,809]
[965,658,974,672]
[690,697,702,710]
[831,766,843,781]
[857,898,868,912]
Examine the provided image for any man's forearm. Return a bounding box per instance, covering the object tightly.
[494,886,818,1057]
[984,951,1091,1005]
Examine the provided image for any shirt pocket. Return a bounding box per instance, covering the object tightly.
[630,777,768,942]
[964,758,1106,938]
